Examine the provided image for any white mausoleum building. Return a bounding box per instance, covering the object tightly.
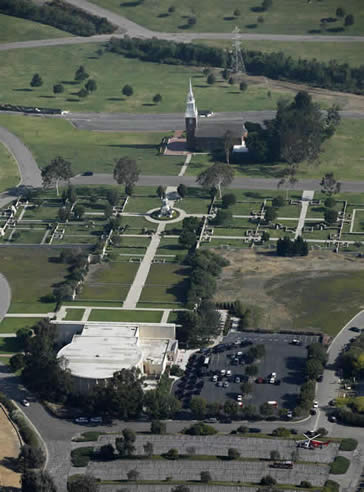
[54,320,178,393]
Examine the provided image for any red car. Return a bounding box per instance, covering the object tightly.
[256,377,265,384]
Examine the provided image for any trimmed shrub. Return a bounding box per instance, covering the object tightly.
[71,447,94,467]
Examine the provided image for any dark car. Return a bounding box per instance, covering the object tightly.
[82,171,94,176]
[350,326,361,333]
[317,375,323,382]
[219,416,233,424]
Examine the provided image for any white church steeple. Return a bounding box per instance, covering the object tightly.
[185,79,198,120]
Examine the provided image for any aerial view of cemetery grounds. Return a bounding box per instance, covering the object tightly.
[1,1,364,491]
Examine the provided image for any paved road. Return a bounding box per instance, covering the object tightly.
[65,110,364,131]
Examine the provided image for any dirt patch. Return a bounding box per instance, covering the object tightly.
[0,406,21,489]
[214,248,364,334]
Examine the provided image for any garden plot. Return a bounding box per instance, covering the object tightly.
[119,215,157,233]
[88,458,329,486]
[124,196,161,214]
[10,227,48,244]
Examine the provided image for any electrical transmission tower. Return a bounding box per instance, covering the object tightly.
[231,26,246,74]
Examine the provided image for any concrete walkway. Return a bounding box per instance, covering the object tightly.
[178,153,192,177]
[295,190,314,238]
[0,274,11,322]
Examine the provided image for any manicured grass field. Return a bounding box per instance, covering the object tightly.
[0,13,70,42]
[197,40,364,66]
[0,317,43,334]
[268,270,364,336]
[64,308,84,321]
[140,263,190,304]
[0,143,20,193]
[187,120,364,181]
[88,0,364,35]
[0,247,67,313]
[88,309,163,322]
[0,43,289,113]
[0,115,181,176]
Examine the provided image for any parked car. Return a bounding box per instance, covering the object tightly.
[217,381,223,387]
[236,394,243,401]
[22,399,30,407]
[226,370,232,376]
[223,381,229,388]
[328,415,337,422]
[82,171,94,176]
[220,369,226,376]
[287,410,293,419]
[256,377,265,384]
[219,416,232,424]
[204,417,218,423]
[350,326,361,333]
[74,417,89,424]
[90,416,103,424]
[234,376,241,383]
[317,375,323,382]
[313,400,319,409]
[291,339,302,345]
[310,409,317,416]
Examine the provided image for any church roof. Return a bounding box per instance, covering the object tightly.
[195,121,246,139]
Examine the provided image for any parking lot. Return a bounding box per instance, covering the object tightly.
[174,331,320,414]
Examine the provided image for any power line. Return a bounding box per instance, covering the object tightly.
[231,26,246,74]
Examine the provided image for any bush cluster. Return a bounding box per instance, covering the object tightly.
[106,36,364,95]
[0,0,115,36]
[277,236,308,257]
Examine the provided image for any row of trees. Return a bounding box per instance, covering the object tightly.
[0,0,115,36]
[106,36,364,94]
[276,236,309,257]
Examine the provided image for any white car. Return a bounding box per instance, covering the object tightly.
[313,401,319,409]
[223,381,229,388]
[220,369,226,376]
[236,394,243,401]
[22,399,30,407]
[226,370,232,376]
[234,376,241,383]
[212,375,218,382]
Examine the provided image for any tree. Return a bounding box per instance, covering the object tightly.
[156,185,166,198]
[207,73,216,85]
[165,448,179,459]
[10,353,25,371]
[260,402,274,416]
[151,420,166,434]
[99,444,115,460]
[222,193,236,209]
[306,359,323,380]
[188,16,196,26]
[21,470,57,492]
[177,183,187,198]
[260,475,276,486]
[190,396,207,419]
[228,76,234,85]
[224,130,234,164]
[240,381,253,394]
[41,156,73,196]
[228,447,240,460]
[262,0,273,10]
[345,14,354,26]
[19,444,45,469]
[179,229,197,249]
[200,471,212,483]
[324,196,336,208]
[75,66,89,81]
[213,208,232,226]
[122,84,133,97]
[106,189,120,206]
[321,172,341,195]
[143,441,154,457]
[239,80,248,91]
[270,450,280,460]
[264,206,278,223]
[153,93,162,104]
[53,283,73,303]
[53,83,64,94]
[224,399,238,417]
[85,79,97,92]
[245,365,258,376]
[324,208,338,225]
[272,196,285,208]
[125,184,134,196]
[78,87,88,98]
[336,7,345,17]
[197,163,234,199]
[127,469,139,481]
[113,157,140,188]
[233,8,241,16]
[16,327,32,347]
[30,73,43,88]
[73,204,85,220]
[104,203,113,219]
[67,474,99,492]
[58,204,71,221]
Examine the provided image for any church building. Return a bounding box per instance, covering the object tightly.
[185,80,248,153]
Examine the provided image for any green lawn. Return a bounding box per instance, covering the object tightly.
[140,263,190,304]
[197,40,364,66]
[0,142,20,193]
[0,317,44,334]
[0,13,70,42]
[88,0,364,35]
[0,115,182,176]
[0,247,67,313]
[64,308,85,321]
[187,120,364,181]
[88,309,163,322]
[0,43,292,113]
[10,229,45,244]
